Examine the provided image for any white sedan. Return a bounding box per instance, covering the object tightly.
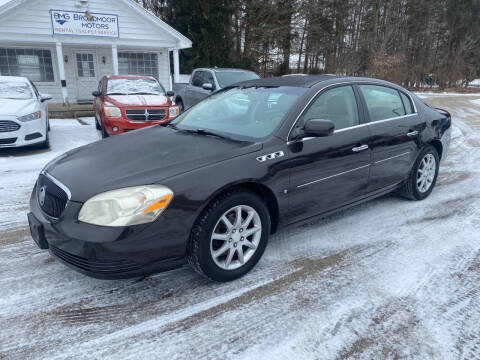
[0,76,51,149]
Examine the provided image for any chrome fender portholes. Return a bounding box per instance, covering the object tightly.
[256,151,284,163]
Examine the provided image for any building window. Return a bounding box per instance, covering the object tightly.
[118,52,158,79]
[0,48,54,82]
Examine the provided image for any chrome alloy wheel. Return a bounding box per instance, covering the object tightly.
[210,205,262,271]
[417,153,436,193]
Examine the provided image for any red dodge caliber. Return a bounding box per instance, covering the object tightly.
[93,75,180,137]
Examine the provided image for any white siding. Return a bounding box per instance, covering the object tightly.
[0,0,181,48]
[0,0,188,103]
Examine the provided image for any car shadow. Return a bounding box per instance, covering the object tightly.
[0,145,50,157]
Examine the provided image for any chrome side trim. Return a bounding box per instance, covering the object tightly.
[40,171,72,200]
[287,113,418,145]
[297,164,370,188]
[374,151,411,165]
[286,81,419,142]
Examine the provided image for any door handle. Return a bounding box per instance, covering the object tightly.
[407,130,419,137]
[352,144,369,152]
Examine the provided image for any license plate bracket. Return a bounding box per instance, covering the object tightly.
[28,213,49,250]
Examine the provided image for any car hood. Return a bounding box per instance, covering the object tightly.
[106,95,171,107]
[44,126,262,202]
[0,98,38,116]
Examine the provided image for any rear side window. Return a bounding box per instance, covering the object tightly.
[303,85,359,131]
[400,92,414,114]
[359,85,406,122]
[192,71,204,87]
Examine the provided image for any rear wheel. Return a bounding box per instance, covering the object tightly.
[187,190,270,282]
[399,145,439,200]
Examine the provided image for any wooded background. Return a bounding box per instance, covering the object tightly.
[136,0,480,88]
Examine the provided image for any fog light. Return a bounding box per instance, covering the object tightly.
[113,126,119,132]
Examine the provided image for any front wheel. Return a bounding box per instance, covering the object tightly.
[176,99,184,113]
[400,145,439,200]
[100,117,109,138]
[187,190,270,282]
[95,116,101,130]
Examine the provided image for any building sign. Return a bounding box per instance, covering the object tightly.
[50,9,119,38]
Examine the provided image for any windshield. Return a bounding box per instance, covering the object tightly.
[215,71,260,88]
[106,79,165,95]
[0,81,33,100]
[172,86,306,141]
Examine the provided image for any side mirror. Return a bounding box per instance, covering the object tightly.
[92,91,102,97]
[166,90,175,97]
[303,119,335,137]
[202,83,214,91]
[40,93,52,102]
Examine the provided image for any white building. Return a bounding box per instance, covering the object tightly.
[0,0,191,104]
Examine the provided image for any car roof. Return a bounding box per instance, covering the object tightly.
[232,75,408,89]
[106,75,157,81]
[196,68,257,73]
[233,74,340,88]
[0,75,29,83]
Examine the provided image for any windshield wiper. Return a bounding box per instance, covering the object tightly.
[129,92,160,95]
[161,123,178,129]
[106,92,127,96]
[183,128,233,140]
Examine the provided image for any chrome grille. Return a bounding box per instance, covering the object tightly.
[0,120,20,132]
[37,173,70,218]
[126,109,167,122]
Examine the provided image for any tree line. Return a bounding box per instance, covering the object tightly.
[136,0,480,88]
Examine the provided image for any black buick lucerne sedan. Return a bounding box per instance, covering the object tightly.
[28,75,451,282]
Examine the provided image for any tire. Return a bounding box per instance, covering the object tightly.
[100,117,109,138]
[399,145,439,200]
[95,116,101,130]
[176,98,184,113]
[38,129,50,150]
[187,190,271,282]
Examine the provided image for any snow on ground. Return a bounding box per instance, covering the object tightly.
[415,92,480,98]
[1,97,480,359]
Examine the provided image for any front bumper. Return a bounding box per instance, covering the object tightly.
[28,183,188,279]
[104,116,172,135]
[0,116,46,148]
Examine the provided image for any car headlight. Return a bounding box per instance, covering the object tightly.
[18,111,42,122]
[78,185,173,227]
[169,106,180,118]
[104,106,122,118]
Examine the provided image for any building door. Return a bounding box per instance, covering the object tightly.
[74,51,98,102]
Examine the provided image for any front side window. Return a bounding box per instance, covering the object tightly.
[172,86,306,141]
[359,85,406,121]
[118,52,159,79]
[302,85,359,131]
[203,71,215,86]
[0,48,54,82]
[106,78,165,95]
[215,71,260,88]
[0,80,33,100]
